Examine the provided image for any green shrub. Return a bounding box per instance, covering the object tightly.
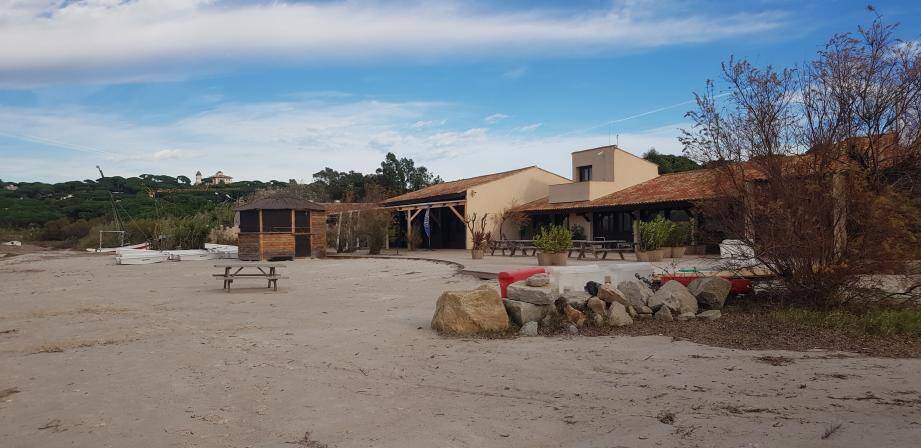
[569,224,586,240]
[533,224,572,253]
[638,216,673,251]
[666,221,691,247]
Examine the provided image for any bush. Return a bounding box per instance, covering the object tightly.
[533,224,572,253]
[774,307,921,337]
[569,224,586,240]
[357,209,392,255]
[638,216,673,251]
[666,221,690,247]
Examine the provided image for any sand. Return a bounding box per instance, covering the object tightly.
[1,252,920,447]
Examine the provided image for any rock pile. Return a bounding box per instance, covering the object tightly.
[500,274,731,335]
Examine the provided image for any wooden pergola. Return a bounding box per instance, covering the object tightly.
[389,199,466,250]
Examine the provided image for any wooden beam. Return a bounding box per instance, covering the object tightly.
[406,209,413,250]
[258,209,264,261]
[446,204,465,223]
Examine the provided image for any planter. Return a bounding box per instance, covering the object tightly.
[471,249,484,259]
[665,246,687,258]
[635,249,664,262]
[537,251,568,266]
[662,246,675,258]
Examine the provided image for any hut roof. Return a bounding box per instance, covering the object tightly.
[235,197,326,211]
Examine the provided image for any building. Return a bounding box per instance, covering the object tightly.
[381,166,570,250]
[195,170,234,185]
[235,197,327,260]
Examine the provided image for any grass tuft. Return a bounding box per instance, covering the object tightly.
[773,307,921,337]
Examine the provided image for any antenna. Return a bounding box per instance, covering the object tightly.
[616,134,620,147]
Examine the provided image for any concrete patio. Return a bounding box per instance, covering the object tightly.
[328,248,723,279]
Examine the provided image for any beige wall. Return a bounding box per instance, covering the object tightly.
[571,147,616,181]
[548,181,622,203]
[612,148,659,190]
[463,167,571,248]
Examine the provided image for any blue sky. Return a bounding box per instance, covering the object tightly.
[1,0,919,183]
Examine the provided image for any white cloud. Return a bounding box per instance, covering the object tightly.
[410,119,446,129]
[503,66,528,80]
[484,113,509,124]
[513,123,543,132]
[0,0,788,85]
[0,96,689,183]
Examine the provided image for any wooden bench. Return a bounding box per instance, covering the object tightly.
[213,263,288,292]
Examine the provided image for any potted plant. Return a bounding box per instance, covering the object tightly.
[533,224,572,266]
[464,213,490,259]
[636,216,670,262]
[663,221,690,258]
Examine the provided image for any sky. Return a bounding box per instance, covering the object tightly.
[1,0,919,183]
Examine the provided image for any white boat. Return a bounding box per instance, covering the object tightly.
[88,242,149,253]
[115,252,168,265]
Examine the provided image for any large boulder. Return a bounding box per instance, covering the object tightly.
[616,280,654,308]
[597,285,632,308]
[503,299,549,326]
[507,281,555,306]
[526,273,550,287]
[687,277,731,310]
[649,281,698,315]
[606,302,634,327]
[586,296,606,317]
[432,285,510,335]
[562,303,587,327]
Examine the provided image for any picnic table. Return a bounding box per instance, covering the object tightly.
[569,239,634,260]
[490,239,538,256]
[213,262,288,292]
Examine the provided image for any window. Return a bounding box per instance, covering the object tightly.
[577,165,592,182]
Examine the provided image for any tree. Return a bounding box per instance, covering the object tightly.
[680,16,920,307]
[642,148,701,174]
[374,152,442,196]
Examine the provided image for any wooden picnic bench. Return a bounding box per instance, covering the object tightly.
[569,240,634,260]
[213,262,288,292]
[491,239,538,256]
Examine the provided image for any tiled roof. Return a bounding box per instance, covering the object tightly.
[235,197,326,211]
[382,166,537,205]
[516,169,724,212]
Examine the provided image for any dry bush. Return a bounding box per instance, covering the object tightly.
[681,17,921,308]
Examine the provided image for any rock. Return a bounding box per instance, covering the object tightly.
[566,323,579,335]
[431,285,510,335]
[638,306,653,314]
[606,302,634,327]
[688,277,732,310]
[653,306,674,321]
[592,313,605,326]
[597,284,632,308]
[677,312,697,321]
[562,304,587,327]
[526,273,550,287]
[584,281,601,296]
[503,299,549,326]
[519,321,539,336]
[649,281,697,314]
[586,296,606,317]
[507,281,555,306]
[541,314,554,328]
[627,305,637,318]
[617,280,654,308]
[697,309,722,320]
[560,290,591,311]
[636,313,652,320]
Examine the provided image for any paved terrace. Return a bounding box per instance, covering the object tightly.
[328,249,723,279]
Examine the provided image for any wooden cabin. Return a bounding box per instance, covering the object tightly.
[235,197,327,261]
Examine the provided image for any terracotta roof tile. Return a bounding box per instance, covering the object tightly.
[382,166,537,205]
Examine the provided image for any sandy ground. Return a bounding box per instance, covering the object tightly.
[1,252,920,448]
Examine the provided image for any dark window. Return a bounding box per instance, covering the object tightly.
[577,165,592,182]
[295,211,309,233]
[262,209,292,232]
[239,210,259,233]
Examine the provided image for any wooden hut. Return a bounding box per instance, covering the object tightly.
[235,197,327,261]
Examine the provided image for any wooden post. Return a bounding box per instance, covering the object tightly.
[258,209,264,261]
[406,209,413,250]
[335,213,342,252]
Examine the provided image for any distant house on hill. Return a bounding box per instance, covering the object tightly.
[194,170,234,185]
